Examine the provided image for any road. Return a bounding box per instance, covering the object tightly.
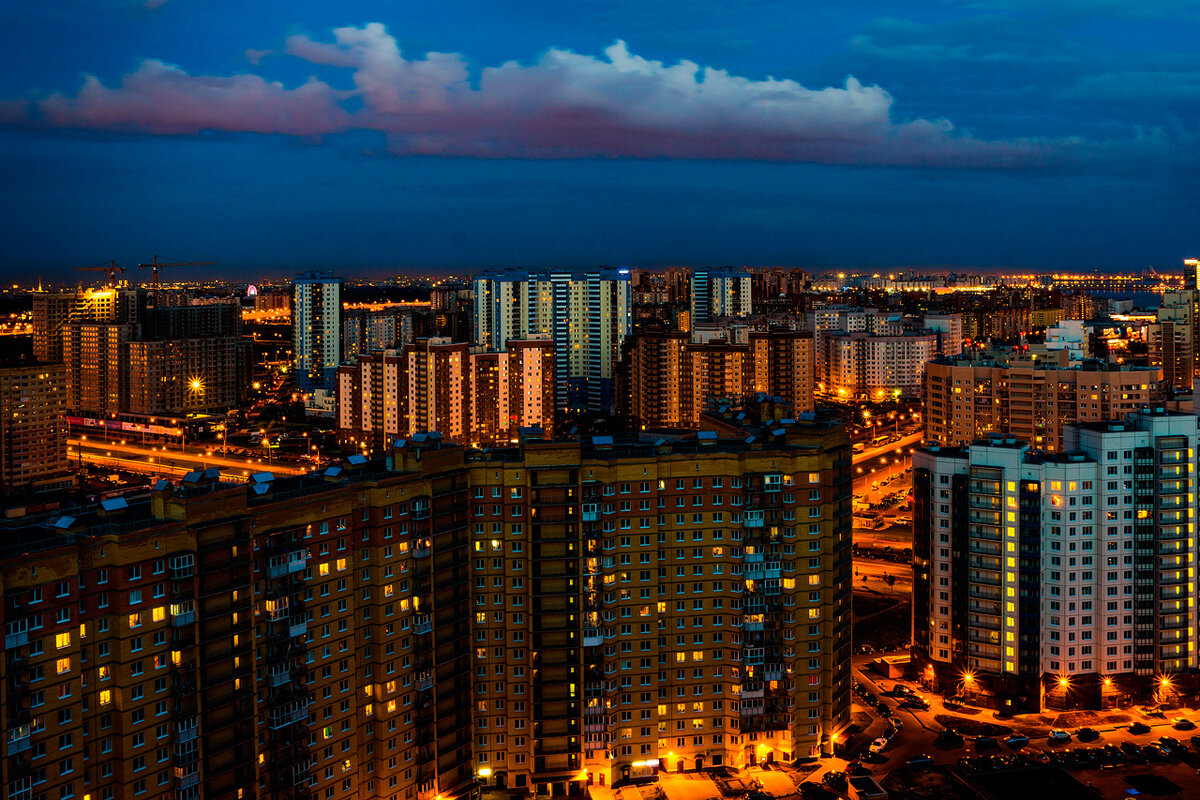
[852,431,923,466]
[852,558,912,597]
[70,438,310,479]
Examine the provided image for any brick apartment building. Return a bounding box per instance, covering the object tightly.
[0,413,850,800]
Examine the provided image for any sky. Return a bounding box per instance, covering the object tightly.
[1,0,1198,282]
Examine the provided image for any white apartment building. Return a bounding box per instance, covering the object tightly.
[913,408,1200,711]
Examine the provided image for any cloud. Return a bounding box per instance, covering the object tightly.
[245,49,273,66]
[35,59,351,137]
[2,22,1065,167]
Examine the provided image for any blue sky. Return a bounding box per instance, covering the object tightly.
[2,1,1197,281]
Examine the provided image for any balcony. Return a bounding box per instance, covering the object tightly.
[5,725,31,756]
[413,615,432,635]
[269,665,292,687]
[413,542,431,558]
[170,607,195,627]
[4,624,28,650]
[176,718,198,743]
[415,671,434,691]
[174,766,200,789]
[267,550,308,579]
[268,697,312,729]
[583,628,602,647]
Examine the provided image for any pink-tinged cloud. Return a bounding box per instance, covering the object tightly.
[35,59,351,137]
[3,23,1064,167]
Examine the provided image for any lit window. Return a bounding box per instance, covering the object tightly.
[152,607,166,623]
[56,657,71,674]
[319,562,330,576]
[55,632,71,649]
[99,689,112,706]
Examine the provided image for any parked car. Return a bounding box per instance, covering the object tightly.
[936,728,964,746]
[1003,734,1029,748]
[1075,727,1100,742]
[821,771,847,790]
[1129,722,1151,735]
[1173,718,1196,731]
[1049,730,1072,743]
[906,754,934,767]
[869,738,889,755]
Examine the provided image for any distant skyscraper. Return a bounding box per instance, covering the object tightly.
[472,268,631,412]
[690,267,751,331]
[292,272,343,391]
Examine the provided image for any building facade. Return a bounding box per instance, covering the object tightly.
[0,362,71,495]
[689,269,751,332]
[342,310,414,361]
[294,273,344,391]
[336,339,555,452]
[59,302,245,417]
[624,331,815,429]
[472,270,631,412]
[913,409,1200,711]
[923,355,1166,453]
[0,421,851,800]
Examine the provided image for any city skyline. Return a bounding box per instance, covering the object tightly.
[2,2,1199,279]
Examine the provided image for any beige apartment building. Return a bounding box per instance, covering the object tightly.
[923,354,1165,452]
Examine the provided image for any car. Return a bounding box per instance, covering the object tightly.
[975,736,998,749]
[845,761,872,776]
[1003,734,1029,748]
[1129,722,1151,735]
[877,704,892,718]
[1157,736,1185,756]
[1191,735,1200,751]
[936,728,964,746]
[902,697,931,710]
[1075,727,1100,742]
[821,771,847,789]
[906,754,933,767]
[798,783,826,800]
[1173,718,1197,731]
[1049,730,1072,743]
[869,738,889,755]
[1142,744,1169,762]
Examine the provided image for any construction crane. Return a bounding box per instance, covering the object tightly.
[75,260,125,287]
[137,255,218,305]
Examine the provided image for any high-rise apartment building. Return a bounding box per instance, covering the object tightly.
[31,288,140,362]
[624,331,815,429]
[1150,290,1200,392]
[294,273,343,391]
[0,419,850,800]
[336,338,554,452]
[58,302,245,416]
[690,268,751,331]
[0,361,71,494]
[472,269,631,412]
[62,321,135,415]
[922,314,964,357]
[342,309,414,360]
[923,354,1166,452]
[816,331,938,401]
[913,408,1199,711]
